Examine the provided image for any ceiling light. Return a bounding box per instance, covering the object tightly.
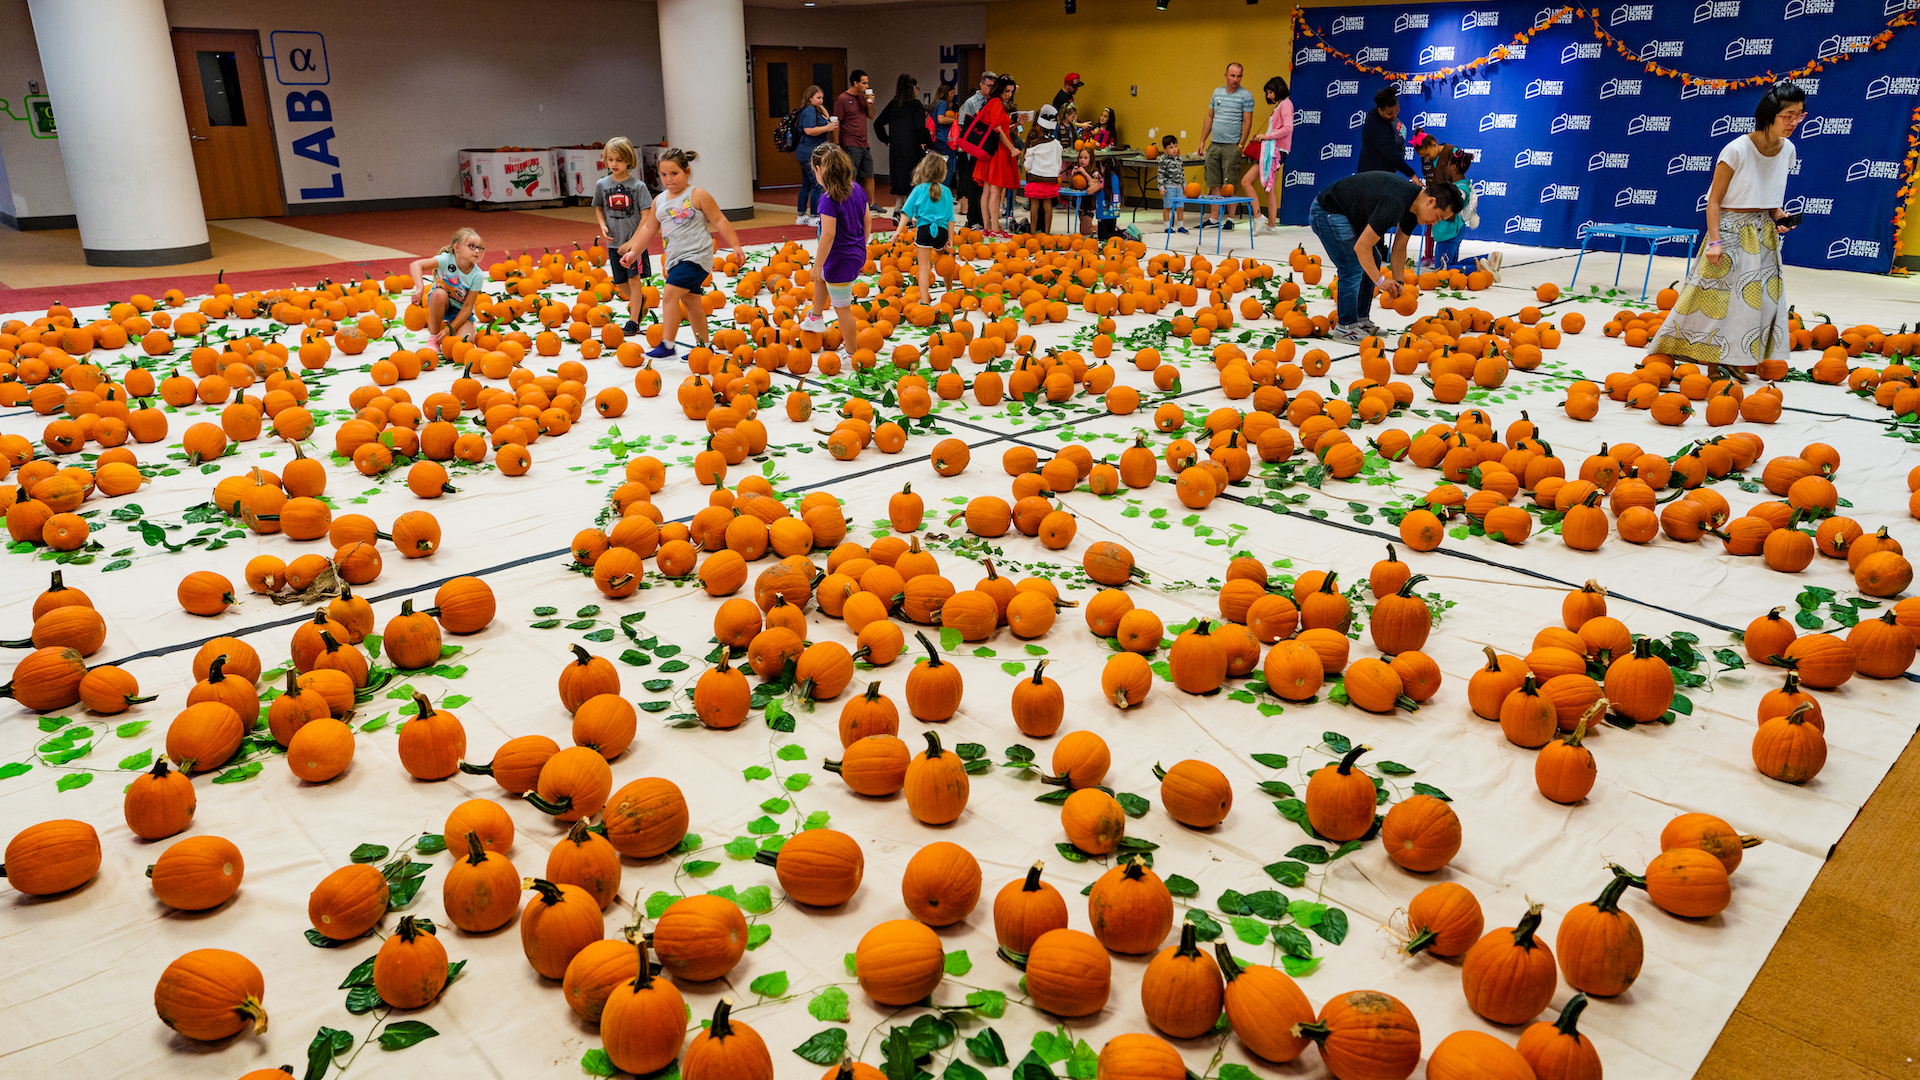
[1156,0,1169,9]
[1065,0,1076,11]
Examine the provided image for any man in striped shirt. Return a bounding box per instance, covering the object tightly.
[1200,62,1256,231]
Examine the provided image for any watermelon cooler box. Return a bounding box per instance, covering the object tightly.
[553,145,610,200]
[456,148,559,204]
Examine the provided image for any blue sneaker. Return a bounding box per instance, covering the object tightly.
[1176,226,1190,234]
[645,342,676,359]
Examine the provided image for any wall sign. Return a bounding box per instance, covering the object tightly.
[263,31,342,201]
[1283,0,1920,273]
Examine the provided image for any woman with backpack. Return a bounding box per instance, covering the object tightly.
[792,85,837,226]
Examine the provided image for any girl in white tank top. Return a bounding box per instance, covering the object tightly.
[616,148,745,359]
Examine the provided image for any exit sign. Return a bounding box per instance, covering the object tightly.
[27,94,54,138]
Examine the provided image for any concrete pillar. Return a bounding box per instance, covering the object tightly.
[28,0,210,265]
[657,0,754,221]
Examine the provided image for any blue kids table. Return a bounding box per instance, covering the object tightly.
[1164,195,1257,254]
[1569,222,1701,301]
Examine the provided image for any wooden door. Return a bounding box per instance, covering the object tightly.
[752,47,846,189]
[954,46,985,102]
[170,29,284,218]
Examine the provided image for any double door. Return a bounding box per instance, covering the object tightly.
[752,47,847,188]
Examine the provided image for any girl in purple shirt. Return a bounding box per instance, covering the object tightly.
[799,144,870,339]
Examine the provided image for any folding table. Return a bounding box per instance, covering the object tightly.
[1570,222,1701,300]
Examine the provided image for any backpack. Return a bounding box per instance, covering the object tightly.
[773,109,802,154]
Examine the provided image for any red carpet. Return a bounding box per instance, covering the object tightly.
[0,223,820,314]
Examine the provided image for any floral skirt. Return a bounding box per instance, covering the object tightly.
[1646,210,1788,369]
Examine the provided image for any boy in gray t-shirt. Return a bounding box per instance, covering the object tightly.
[592,138,654,333]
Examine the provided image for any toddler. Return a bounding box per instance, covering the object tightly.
[1156,135,1187,232]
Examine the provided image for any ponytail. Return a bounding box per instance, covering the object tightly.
[911,153,948,205]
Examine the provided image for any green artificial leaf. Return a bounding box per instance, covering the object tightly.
[1376,760,1415,775]
[1012,1051,1058,1080]
[765,698,794,731]
[965,988,1007,1018]
[1287,899,1326,926]
[376,1014,437,1045]
[749,970,789,998]
[737,885,774,914]
[1054,842,1089,863]
[581,1047,619,1076]
[1323,731,1352,754]
[351,843,391,863]
[1412,782,1451,802]
[1115,792,1150,817]
[1184,908,1224,942]
[807,986,850,1022]
[941,627,965,651]
[118,748,154,771]
[944,1061,990,1080]
[56,772,93,792]
[305,929,345,948]
[1164,873,1199,898]
[1219,1065,1260,1080]
[944,949,973,976]
[803,811,831,830]
[1713,647,1746,670]
[724,836,758,859]
[1244,890,1289,920]
[1264,860,1308,887]
[792,1028,848,1065]
[416,834,446,855]
[1281,954,1322,977]
[305,1026,354,1080]
[1250,752,1288,769]
[1272,923,1314,958]
[0,762,31,780]
[1230,915,1270,945]
[681,859,720,877]
[345,984,382,1014]
[784,773,811,792]
[747,923,772,950]
[743,765,772,781]
[645,890,678,919]
[1313,907,1351,944]
[760,798,791,814]
[1257,779,1295,797]
[776,743,809,761]
[747,815,781,834]
[212,761,263,784]
[115,720,150,738]
[968,1027,1011,1067]
[1288,843,1332,865]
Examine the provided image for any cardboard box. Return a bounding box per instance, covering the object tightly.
[456,148,559,204]
[553,146,609,200]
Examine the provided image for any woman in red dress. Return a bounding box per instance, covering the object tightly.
[973,75,1022,238]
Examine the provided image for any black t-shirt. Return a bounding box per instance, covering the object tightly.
[1052,88,1077,116]
[1318,171,1421,239]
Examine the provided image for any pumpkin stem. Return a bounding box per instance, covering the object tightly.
[915,631,944,667]
[1403,928,1439,956]
[47,569,66,592]
[462,831,490,867]
[1395,574,1428,598]
[457,759,494,777]
[1174,921,1202,958]
[1767,654,1799,671]
[1511,901,1545,949]
[564,819,594,847]
[1021,861,1045,892]
[1212,942,1246,980]
[1030,659,1049,685]
[707,997,737,1039]
[1318,571,1339,595]
[1383,543,1398,565]
[1633,637,1654,660]
[236,994,269,1036]
[995,944,1031,970]
[1584,870,1633,914]
[921,731,945,758]
[1553,992,1590,1038]
[569,643,595,666]
[411,692,436,720]
[1609,863,1648,890]
[631,932,657,991]
[1784,701,1815,726]
[525,790,575,816]
[206,653,228,683]
[1290,1018,1332,1045]
[1481,645,1503,673]
[149,755,175,779]
[524,877,565,906]
[1119,856,1147,880]
[1334,744,1370,775]
[318,630,344,655]
[395,914,430,942]
[752,847,782,868]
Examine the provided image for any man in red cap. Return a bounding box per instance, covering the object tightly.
[1052,73,1083,118]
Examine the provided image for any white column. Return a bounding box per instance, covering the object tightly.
[28,0,210,265]
[657,0,753,220]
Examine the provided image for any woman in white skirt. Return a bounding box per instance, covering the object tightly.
[1647,81,1805,381]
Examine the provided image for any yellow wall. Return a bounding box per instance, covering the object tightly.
[983,0,1296,154]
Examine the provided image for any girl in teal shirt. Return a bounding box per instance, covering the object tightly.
[895,153,955,303]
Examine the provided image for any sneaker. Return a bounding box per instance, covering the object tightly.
[1176,226,1190,234]
[1256,221,1279,235]
[1356,318,1383,336]
[1328,323,1366,343]
[1222,218,1236,231]
[644,342,676,359]
[1486,251,1503,282]
[799,314,827,334]
[621,319,639,335]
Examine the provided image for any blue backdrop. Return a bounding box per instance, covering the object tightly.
[1280,1,1920,274]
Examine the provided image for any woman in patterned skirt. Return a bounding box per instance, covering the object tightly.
[1647,81,1806,381]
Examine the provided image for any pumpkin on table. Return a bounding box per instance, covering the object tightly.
[825,734,911,797]
[654,893,748,982]
[1603,637,1675,723]
[443,831,521,933]
[397,692,467,780]
[309,863,389,941]
[559,644,620,712]
[755,827,864,907]
[1536,699,1603,804]
[153,948,267,1041]
[458,734,560,795]
[901,841,981,926]
[1461,902,1556,1025]
[1290,990,1422,1080]
[1304,744,1377,842]
[375,915,449,1009]
[1753,702,1827,783]
[1094,1033,1186,1080]
[1023,927,1111,1017]
[1155,759,1232,828]
[904,631,964,721]
[547,819,623,909]
[1378,793,1461,873]
[124,756,196,840]
[1555,871,1643,997]
[855,919,945,1005]
[1140,923,1224,1038]
[1425,1030,1535,1080]
[993,862,1069,955]
[521,878,605,979]
[1088,857,1174,954]
[1215,943,1313,1062]
[1620,848,1732,918]
[598,936,686,1076]
[147,835,243,911]
[904,732,970,824]
[3,818,101,895]
[683,998,772,1080]
[1517,994,1605,1080]
[1660,813,1759,875]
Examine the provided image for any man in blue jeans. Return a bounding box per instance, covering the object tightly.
[1310,172,1461,342]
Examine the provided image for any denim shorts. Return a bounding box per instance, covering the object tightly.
[664,259,708,294]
